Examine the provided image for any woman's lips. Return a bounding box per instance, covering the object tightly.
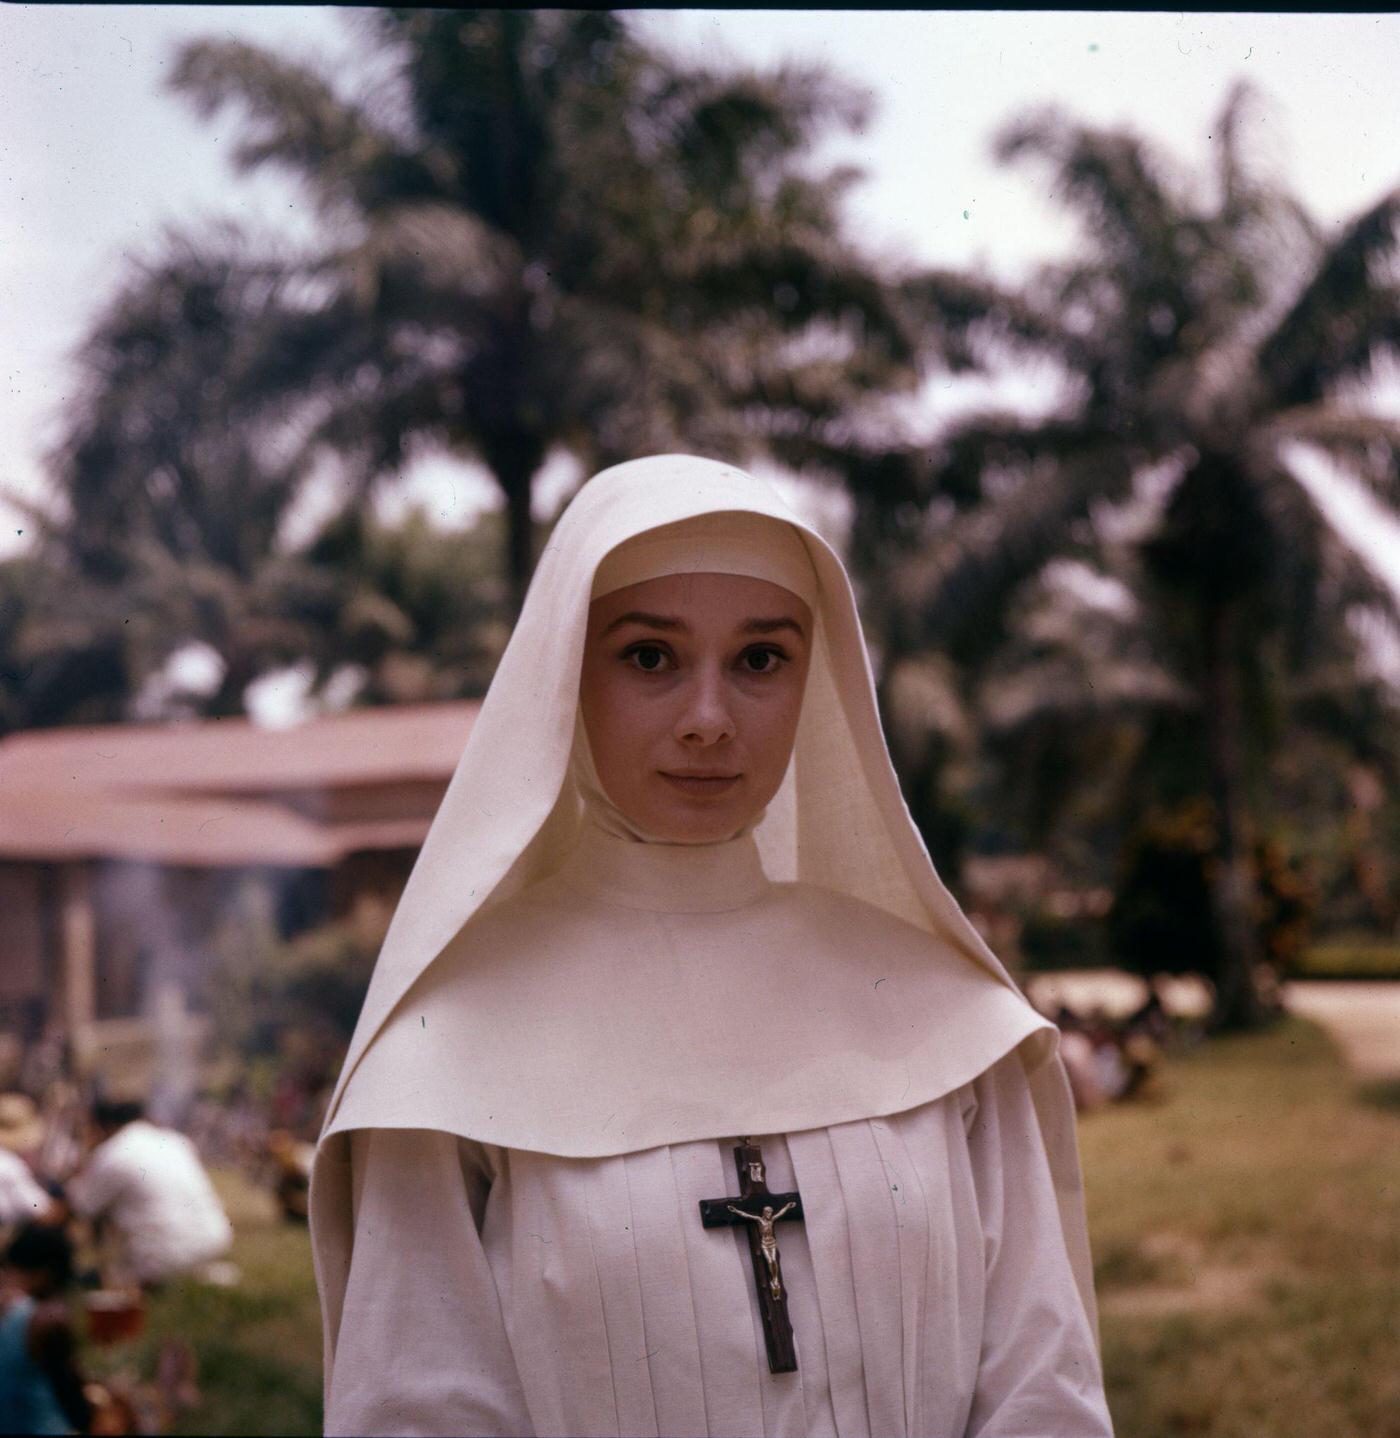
[660,772,741,796]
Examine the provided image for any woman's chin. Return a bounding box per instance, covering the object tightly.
[639,802,757,845]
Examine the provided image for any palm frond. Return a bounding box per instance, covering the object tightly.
[1249,451,1400,680]
[897,269,1091,375]
[328,201,525,324]
[168,39,428,218]
[994,108,1191,305]
[1257,189,1400,405]
[894,443,1136,666]
[1270,408,1400,508]
[929,412,1109,508]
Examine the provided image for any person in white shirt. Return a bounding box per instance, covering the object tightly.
[0,1095,58,1228]
[66,1100,233,1286]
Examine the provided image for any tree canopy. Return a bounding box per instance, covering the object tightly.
[162,8,911,612]
[878,82,1400,1024]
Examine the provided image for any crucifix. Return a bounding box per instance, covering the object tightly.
[698,1139,805,1373]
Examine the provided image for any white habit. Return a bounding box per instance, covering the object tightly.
[320,824,1109,1435]
[327,1074,1103,1437]
[312,457,1112,1436]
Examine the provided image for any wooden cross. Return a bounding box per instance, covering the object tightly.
[698,1139,805,1373]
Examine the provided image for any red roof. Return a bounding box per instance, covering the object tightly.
[0,703,478,866]
[0,702,477,795]
[0,786,342,867]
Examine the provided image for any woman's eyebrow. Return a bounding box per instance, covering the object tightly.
[601,612,807,639]
[741,617,806,638]
[601,610,684,635]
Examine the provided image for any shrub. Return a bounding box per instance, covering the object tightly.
[1107,797,1318,984]
[1295,935,1400,980]
[1019,912,1110,971]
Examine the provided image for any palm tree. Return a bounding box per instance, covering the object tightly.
[167,8,909,613]
[885,82,1400,1027]
[40,232,519,721]
[44,233,338,717]
[770,409,1140,882]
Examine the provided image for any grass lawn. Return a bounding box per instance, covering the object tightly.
[87,1017,1399,1435]
[1085,1017,1400,1437]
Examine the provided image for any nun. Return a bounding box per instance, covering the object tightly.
[311,455,1114,1437]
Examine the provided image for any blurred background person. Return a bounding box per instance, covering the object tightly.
[65,1100,232,1290]
[1051,1008,1108,1113]
[0,1093,60,1229]
[0,1223,93,1436]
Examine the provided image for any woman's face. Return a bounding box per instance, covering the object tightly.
[580,571,813,843]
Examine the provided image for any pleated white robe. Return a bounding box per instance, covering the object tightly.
[323,1049,1111,1437]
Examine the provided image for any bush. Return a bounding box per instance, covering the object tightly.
[1107,798,1222,979]
[1019,912,1110,971]
[1294,935,1400,980]
[1107,797,1319,984]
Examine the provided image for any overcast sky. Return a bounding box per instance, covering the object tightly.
[4,6,1399,594]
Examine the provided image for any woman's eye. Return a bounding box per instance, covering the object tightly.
[742,648,786,675]
[625,644,671,673]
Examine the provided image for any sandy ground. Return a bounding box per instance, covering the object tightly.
[1026,969,1400,1081]
[1283,981,1400,1081]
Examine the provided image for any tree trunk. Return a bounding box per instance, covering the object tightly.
[483,429,545,620]
[482,419,549,618]
[209,649,260,718]
[1200,598,1266,1030]
[504,474,535,619]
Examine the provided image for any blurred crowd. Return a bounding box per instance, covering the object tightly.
[1042,990,1178,1112]
[0,1026,336,1435]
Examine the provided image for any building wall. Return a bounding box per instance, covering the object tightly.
[0,864,49,1026]
[0,846,415,1051]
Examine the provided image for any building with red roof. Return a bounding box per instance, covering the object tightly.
[0,702,477,1095]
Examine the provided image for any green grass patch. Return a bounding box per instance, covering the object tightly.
[1084,1016,1400,1436]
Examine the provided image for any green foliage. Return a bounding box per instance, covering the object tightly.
[0,552,135,735]
[32,231,371,719]
[48,236,313,588]
[1108,798,1223,979]
[873,82,1400,1025]
[267,919,382,1042]
[292,503,510,705]
[1018,912,1110,972]
[163,8,902,611]
[1107,798,1320,986]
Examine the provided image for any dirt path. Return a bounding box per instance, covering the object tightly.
[1283,981,1400,1081]
[1027,969,1400,1081]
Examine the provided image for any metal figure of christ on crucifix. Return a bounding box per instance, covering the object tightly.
[699,1139,806,1373]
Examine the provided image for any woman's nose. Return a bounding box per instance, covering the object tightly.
[674,667,736,745]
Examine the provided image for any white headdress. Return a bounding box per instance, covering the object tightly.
[313,454,1095,1331]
